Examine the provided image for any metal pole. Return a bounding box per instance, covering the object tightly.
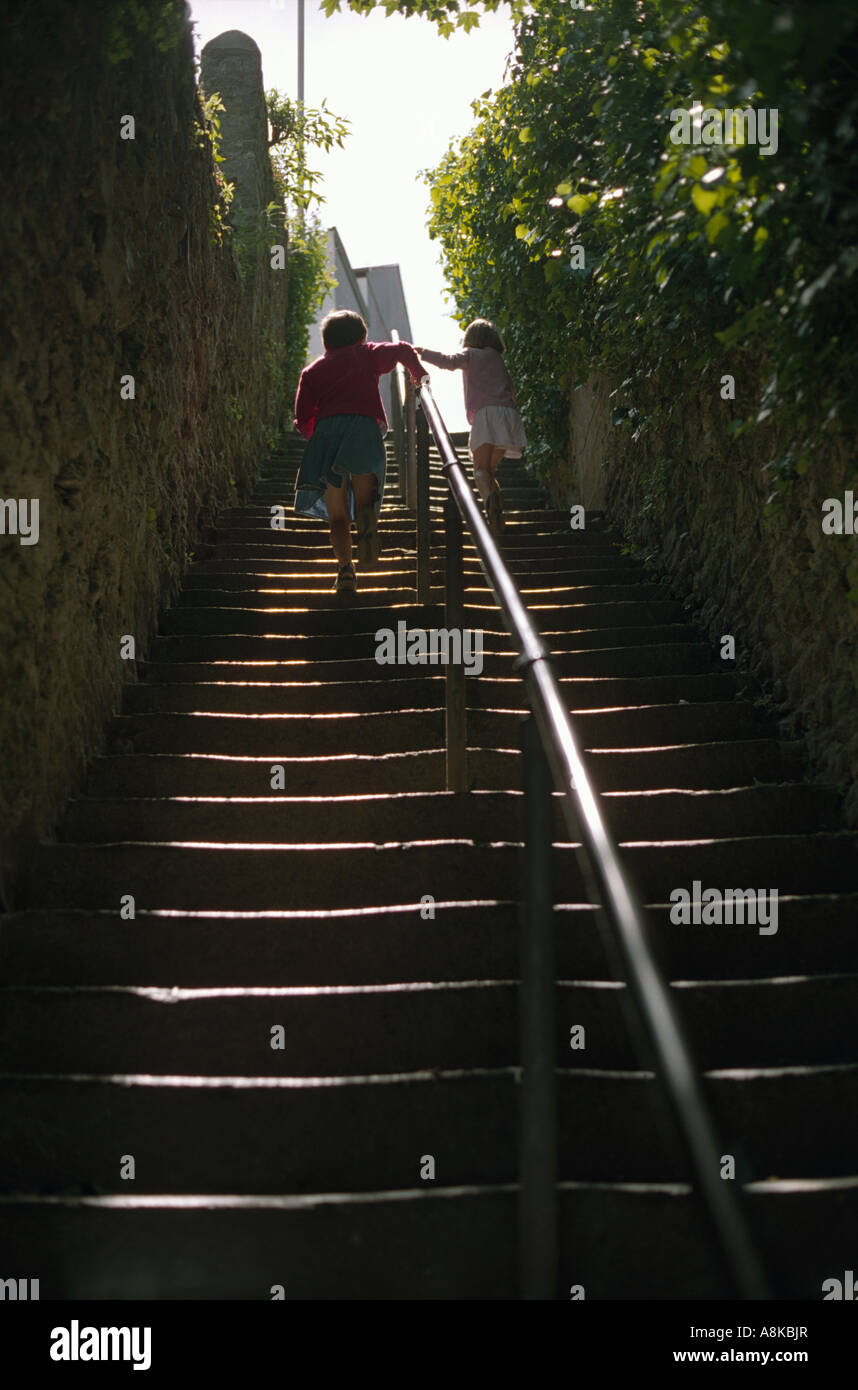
[416,405,431,605]
[389,365,405,503]
[405,376,417,511]
[298,0,305,103]
[297,0,305,217]
[444,495,467,793]
[519,714,558,1300]
[389,335,407,504]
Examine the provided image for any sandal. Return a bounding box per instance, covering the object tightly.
[487,488,504,537]
[356,505,380,568]
[332,561,356,594]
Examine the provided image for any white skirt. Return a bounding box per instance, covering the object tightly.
[469,404,528,458]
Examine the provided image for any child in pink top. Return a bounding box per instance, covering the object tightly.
[416,319,527,536]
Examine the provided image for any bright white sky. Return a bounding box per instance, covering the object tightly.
[188,0,515,429]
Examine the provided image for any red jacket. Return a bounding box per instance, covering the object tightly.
[294,340,425,439]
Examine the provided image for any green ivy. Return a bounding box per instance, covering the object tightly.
[98,0,185,65]
[194,91,235,248]
[413,0,858,496]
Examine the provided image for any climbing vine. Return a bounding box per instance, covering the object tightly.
[194,91,235,248]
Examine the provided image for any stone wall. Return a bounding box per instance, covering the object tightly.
[548,365,858,822]
[0,4,289,899]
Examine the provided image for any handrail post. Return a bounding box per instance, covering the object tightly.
[444,494,468,793]
[416,404,431,606]
[519,713,558,1300]
[390,364,406,504]
[405,375,417,510]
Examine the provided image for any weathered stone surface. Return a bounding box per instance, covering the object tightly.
[0,5,289,896]
[550,366,858,822]
[200,30,278,321]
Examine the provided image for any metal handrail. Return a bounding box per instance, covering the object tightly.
[413,376,773,1301]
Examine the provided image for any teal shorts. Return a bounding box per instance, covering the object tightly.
[294,413,387,522]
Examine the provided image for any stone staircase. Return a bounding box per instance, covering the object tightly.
[1,429,857,1299]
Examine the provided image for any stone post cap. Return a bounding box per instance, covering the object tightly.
[201,30,262,58]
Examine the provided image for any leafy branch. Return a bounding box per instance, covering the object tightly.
[265,89,349,214]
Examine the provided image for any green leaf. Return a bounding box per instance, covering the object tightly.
[705,211,730,243]
[691,184,719,215]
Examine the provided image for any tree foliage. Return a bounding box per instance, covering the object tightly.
[263,93,346,407]
[266,90,350,214]
[319,0,514,39]
[352,0,858,496]
[283,214,337,404]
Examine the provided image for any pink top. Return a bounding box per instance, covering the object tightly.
[294,340,425,439]
[418,345,517,424]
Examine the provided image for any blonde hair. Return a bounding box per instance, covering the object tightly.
[463,318,504,352]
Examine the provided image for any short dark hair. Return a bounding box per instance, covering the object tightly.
[322,309,367,349]
[463,318,504,352]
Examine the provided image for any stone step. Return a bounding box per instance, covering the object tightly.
[103,703,765,758]
[157,598,688,637]
[193,541,635,565]
[80,739,804,799]
[203,520,586,548]
[0,1179,852,1299]
[215,510,579,533]
[144,632,710,670]
[183,558,645,585]
[2,1065,857,1193]
[122,672,739,717]
[245,486,546,507]
[2,975,856,1075]
[56,782,841,848]
[22,835,858,912]
[3,896,856,988]
[173,583,670,611]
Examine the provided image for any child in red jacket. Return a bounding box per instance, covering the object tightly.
[294,310,425,593]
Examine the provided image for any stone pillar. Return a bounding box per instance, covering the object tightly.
[200,30,273,225]
[200,30,282,322]
[200,29,288,393]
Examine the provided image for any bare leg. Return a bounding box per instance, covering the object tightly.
[324,481,351,566]
[473,443,507,537]
[471,442,496,504]
[351,472,378,512]
[487,445,506,490]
